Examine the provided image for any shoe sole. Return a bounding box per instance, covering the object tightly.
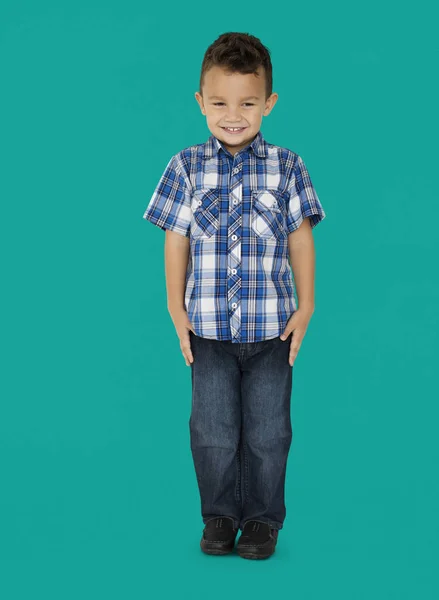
[238,550,275,559]
[200,540,235,555]
[237,543,276,559]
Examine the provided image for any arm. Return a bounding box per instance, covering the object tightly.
[287,216,315,316]
[281,153,326,364]
[164,229,194,366]
[280,217,315,365]
[165,229,190,315]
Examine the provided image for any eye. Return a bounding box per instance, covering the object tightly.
[212,102,255,107]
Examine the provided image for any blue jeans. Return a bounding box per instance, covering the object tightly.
[188,330,293,531]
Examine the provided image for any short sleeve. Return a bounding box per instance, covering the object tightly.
[142,155,192,237]
[285,155,326,233]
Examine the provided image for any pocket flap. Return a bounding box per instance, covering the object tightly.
[192,188,220,212]
[252,189,282,213]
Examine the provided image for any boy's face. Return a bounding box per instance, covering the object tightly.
[195,66,278,156]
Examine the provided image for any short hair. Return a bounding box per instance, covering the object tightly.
[199,32,273,100]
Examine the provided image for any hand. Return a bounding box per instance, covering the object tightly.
[279,307,314,366]
[170,308,196,366]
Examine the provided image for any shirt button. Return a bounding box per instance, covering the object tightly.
[232,199,238,205]
[231,268,237,275]
[197,200,202,206]
[233,168,239,175]
[231,234,237,241]
[231,302,237,309]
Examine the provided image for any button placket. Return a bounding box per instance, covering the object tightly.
[228,161,243,340]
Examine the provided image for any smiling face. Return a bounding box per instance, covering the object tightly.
[195,65,278,155]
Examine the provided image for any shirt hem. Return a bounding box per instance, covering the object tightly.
[143,214,189,237]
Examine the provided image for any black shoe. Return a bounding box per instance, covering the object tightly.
[236,520,278,559]
[200,516,239,555]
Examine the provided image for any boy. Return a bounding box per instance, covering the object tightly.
[142,32,326,559]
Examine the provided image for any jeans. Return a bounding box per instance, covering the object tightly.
[188,330,294,531]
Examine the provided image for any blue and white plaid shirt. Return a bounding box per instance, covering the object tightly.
[143,129,326,343]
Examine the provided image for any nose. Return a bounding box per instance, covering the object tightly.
[225,107,241,121]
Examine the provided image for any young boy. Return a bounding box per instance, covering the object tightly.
[142,32,326,559]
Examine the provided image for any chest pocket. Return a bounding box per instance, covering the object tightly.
[251,189,287,240]
[190,188,220,239]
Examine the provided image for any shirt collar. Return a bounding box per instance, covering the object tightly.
[202,129,267,159]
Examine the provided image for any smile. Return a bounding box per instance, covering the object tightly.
[222,127,247,134]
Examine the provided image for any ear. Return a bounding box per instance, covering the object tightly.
[194,91,205,114]
[264,92,279,116]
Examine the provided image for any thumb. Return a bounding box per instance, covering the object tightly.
[280,328,291,341]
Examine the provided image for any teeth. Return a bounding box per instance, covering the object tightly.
[225,127,243,131]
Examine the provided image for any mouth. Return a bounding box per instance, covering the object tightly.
[222,127,247,134]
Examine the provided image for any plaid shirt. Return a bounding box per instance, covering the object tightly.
[142,129,326,343]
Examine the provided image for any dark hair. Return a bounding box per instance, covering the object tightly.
[199,32,273,100]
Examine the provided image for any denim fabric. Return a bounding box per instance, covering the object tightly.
[188,330,293,531]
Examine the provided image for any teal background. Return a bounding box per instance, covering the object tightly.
[1,0,438,598]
